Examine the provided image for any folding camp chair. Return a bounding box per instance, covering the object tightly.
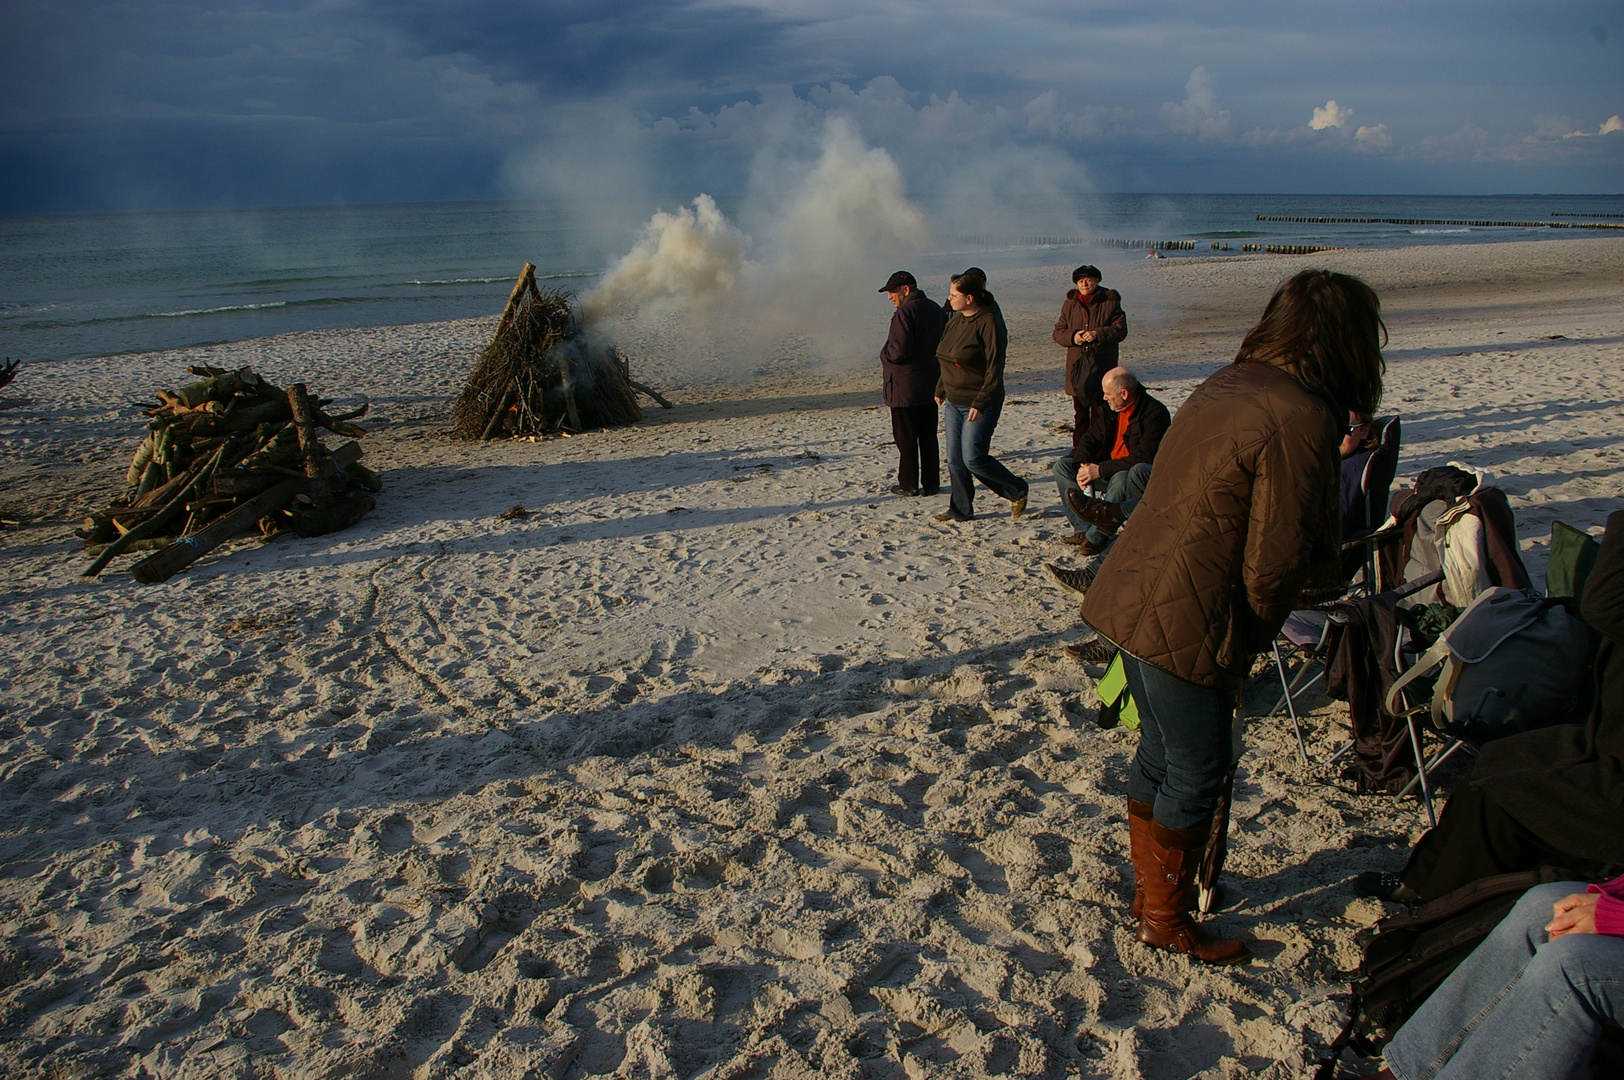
[1387,520,1605,818]
[1265,415,1403,763]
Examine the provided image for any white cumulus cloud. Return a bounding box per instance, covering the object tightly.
[1160,67,1233,139]
[1354,123,1391,150]
[1309,100,1352,130]
[1559,114,1624,138]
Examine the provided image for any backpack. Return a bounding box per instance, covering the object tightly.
[1313,867,1580,1078]
[1383,586,1594,744]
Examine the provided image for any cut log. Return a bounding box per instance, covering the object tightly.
[287,383,336,508]
[129,441,361,584]
[628,379,674,409]
[493,263,537,343]
[211,471,274,497]
[84,445,223,577]
[128,477,305,584]
[480,385,517,441]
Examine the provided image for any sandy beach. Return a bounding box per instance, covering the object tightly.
[3,236,1622,1079]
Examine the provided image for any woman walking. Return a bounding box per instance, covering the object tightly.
[933,267,1029,523]
[1080,269,1387,963]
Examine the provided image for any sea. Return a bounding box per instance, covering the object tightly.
[2,193,1620,364]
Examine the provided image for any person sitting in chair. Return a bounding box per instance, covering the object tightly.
[1341,411,1380,541]
[1045,367,1170,595]
[1372,872,1624,1080]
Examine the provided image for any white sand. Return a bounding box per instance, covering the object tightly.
[1,237,1621,1079]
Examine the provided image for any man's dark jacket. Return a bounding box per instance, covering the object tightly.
[1072,386,1170,479]
[881,291,946,408]
[1464,508,1624,865]
[1052,287,1128,405]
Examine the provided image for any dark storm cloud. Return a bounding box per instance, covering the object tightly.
[369,0,811,97]
[0,0,1620,212]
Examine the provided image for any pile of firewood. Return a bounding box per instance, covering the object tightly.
[77,365,381,582]
[452,263,668,440]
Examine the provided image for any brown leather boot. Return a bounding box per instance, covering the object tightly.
[1136,818,1251,965]
[1065,489,1127,534]
[1127,798,1154,920]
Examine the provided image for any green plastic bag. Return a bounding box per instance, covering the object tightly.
[1095,651,1140,731]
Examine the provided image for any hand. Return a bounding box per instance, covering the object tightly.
[1548,892,1600,938]
[935,395,945,407]
[968,407,982,422]
[1074,330,1095,345]
[1079,463,1102,484]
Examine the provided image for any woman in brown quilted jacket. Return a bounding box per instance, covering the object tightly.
[1081,269,1387,964]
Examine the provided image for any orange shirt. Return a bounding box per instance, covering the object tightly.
[1110,401,1136,459]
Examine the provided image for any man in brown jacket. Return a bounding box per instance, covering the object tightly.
[1082,269,1386,965]
[1053,264,1128,436]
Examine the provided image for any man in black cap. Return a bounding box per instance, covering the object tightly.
[878,271,947,496]
[1052,264,1128,438]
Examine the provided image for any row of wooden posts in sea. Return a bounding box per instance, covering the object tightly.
[945,236,1199,251]
[1256,214,1624,231]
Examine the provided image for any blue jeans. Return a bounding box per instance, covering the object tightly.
[1386,881,1624,1080]
[1120,654,1235,830]
[942,401,1027,520]
[1052,458,1151,545]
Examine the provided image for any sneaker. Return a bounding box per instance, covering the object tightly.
[1353,871,1420,903]
[1064,638,1116,664]
[1044,561,1097,597]
[1010,493,1028,519]
[933,511,966,523]
[1065,489,1126,534]
[889,485,919,497]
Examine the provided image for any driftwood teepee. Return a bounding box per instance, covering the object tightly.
[453,263,665,440]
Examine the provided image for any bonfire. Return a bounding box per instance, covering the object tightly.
[452,263,667,440]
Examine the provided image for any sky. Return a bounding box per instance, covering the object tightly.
[1,0,1620,213]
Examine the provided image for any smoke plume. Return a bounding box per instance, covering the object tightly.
[580,117,929,374]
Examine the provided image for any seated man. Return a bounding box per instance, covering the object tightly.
[1045,367,1170,595]
[1357,507,1624,905]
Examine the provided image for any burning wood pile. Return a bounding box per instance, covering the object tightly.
[77,365,381,583]
[452,263,668,440]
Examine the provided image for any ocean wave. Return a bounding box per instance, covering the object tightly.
[1410,228,1472,235]
[8,295,392,332]
[406,277,506,286]
[149,301,291,318]
[405,271,598,286]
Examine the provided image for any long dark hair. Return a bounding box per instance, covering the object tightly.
[950,266,997,309]
[1234,269,1386,414]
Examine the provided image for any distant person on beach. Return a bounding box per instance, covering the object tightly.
[877,271,948,497]
[1053,264,1128,435]
[1044,367,1170,597]
[933,267,1029,523]
[1082,269,1386,965]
